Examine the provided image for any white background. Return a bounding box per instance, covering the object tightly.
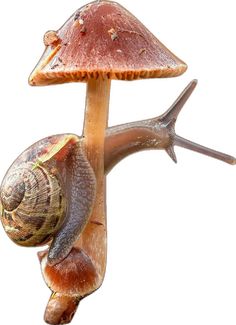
[0,0,236,324]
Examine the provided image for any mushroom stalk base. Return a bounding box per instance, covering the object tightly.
[44,294,80,325]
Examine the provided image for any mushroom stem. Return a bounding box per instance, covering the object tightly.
[42,79,111,325]
[44,293,80,325]
[81,78,111,280]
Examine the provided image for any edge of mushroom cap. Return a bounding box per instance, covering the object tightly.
[29,65,187,86]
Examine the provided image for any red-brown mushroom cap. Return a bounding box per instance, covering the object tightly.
[29,0,187,86]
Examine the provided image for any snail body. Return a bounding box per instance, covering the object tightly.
[0,134,96,265]
[1,81,235,267]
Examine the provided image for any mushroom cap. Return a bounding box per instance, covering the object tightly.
[29,0,187,86]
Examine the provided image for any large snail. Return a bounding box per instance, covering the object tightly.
[1,81,235,268]
[0,135,96,265]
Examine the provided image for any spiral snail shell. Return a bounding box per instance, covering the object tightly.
[1,161,65,246]
[0,134,96,265]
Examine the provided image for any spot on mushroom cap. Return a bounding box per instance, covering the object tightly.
[29,0,187,86]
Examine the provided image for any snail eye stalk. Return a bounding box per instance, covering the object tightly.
[159,80,236,165]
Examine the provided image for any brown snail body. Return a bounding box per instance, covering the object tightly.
[1,81,235,260]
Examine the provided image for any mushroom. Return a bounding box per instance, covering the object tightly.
[27,1,235,324]
[29,1,187,323]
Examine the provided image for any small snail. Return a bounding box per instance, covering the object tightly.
[0,134,96,265]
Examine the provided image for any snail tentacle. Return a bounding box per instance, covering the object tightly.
[48,141,96,266]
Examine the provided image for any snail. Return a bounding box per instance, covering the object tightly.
[1,81,235,267]
[0,135,96,266]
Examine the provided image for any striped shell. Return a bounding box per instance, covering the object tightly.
[0,134,79,247]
